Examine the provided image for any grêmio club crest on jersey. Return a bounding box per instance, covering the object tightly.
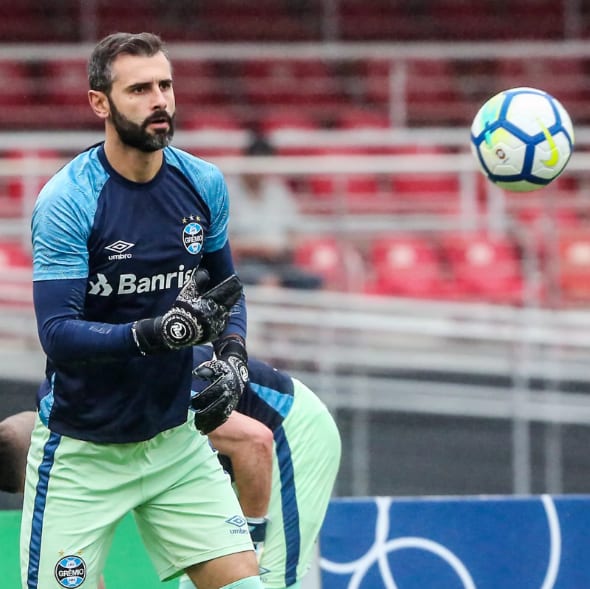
[183,219,204,255]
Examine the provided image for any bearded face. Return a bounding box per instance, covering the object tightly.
[108,95,175,152]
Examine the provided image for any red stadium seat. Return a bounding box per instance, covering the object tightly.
[169,60,224,107]
[439,232,525,304]
[181,109,243,156]
[182,108,242,131]
[293,236,365,292]
[336,106,391,129]
[41,59,95,127]
[0,61,42,128]
[195,1,312,41]
[0,240,31,268]
[403,59,463,125]
[94,0,192,41]
[362,59,392,104]
[515,206,581,228]
[0,241,32,309]
[0,149,61,216]
[43,59,88,106]
[557,232,590,304]
[389,145,461,215]
[391,175,459,204]
[365,234,454,299]
[307,174,388,214]
[337,1,410,41]
[513,205,582,261]
[0,61,36,106]
[259,108,318,133]
[240,59,337,106]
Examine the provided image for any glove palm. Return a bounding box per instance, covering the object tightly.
[192,337,249,434]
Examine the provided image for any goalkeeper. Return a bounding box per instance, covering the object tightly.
[23,31,260,589]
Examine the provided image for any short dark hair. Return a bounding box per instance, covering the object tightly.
[88,32,168,94]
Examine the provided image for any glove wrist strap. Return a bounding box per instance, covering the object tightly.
[131,323,147,356]
[215,335,248,362]
[132,317,167,355]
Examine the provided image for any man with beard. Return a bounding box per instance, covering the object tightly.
[22,32,262,589]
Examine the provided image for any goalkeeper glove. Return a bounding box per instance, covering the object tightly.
[191,335,249,434]
[132,270,243,355]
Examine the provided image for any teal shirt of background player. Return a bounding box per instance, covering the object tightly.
[31,144,243,443]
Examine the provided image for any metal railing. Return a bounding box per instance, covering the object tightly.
[4,282,590,494]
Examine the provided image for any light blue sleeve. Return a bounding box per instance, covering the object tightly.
[165,148,229,252]
[202,170,230,252]
[31,152,106,281]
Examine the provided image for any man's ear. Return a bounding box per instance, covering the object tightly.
[88,90,109,120]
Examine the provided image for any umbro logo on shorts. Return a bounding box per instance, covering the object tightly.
[226,515,249,535]
[226,515,246,527]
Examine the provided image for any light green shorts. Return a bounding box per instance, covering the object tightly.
[259,379,341,588]
[180,379,341,589]
[20,413,254,588]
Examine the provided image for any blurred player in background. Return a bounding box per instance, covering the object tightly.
[183,346,342,589]
[226,130,323,291]
[0,349,341,589]
[22,31,260,589]
[0,411,34,494]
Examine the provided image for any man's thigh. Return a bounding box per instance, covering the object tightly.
[20,416,125,589]
[21,416,255,588]
[135,418,256,581]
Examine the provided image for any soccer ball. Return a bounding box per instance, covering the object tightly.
[470,87,574,192]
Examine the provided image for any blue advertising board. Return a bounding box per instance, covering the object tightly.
[319,495,590,589]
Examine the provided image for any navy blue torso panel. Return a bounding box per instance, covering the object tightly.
[32,144,231,442]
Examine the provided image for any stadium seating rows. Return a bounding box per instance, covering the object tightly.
[1,50,590,130]
[0,0,579,43]
[4,225,590,307]
[292,229,590,307]
[1,1,589,308]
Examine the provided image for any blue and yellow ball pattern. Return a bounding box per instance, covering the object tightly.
[470,87,575,192]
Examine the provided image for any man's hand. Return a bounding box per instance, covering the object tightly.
[191,336,249,434]
[132,270,243,354]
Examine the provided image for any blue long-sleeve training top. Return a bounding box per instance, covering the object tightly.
[32,143,246,443]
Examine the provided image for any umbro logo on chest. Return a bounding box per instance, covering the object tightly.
[105,240,135,260]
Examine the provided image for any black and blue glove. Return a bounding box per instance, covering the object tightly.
[191,336,249,434]
[132,270,243,354]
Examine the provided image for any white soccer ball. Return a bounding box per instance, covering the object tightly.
[470,87,575,192]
